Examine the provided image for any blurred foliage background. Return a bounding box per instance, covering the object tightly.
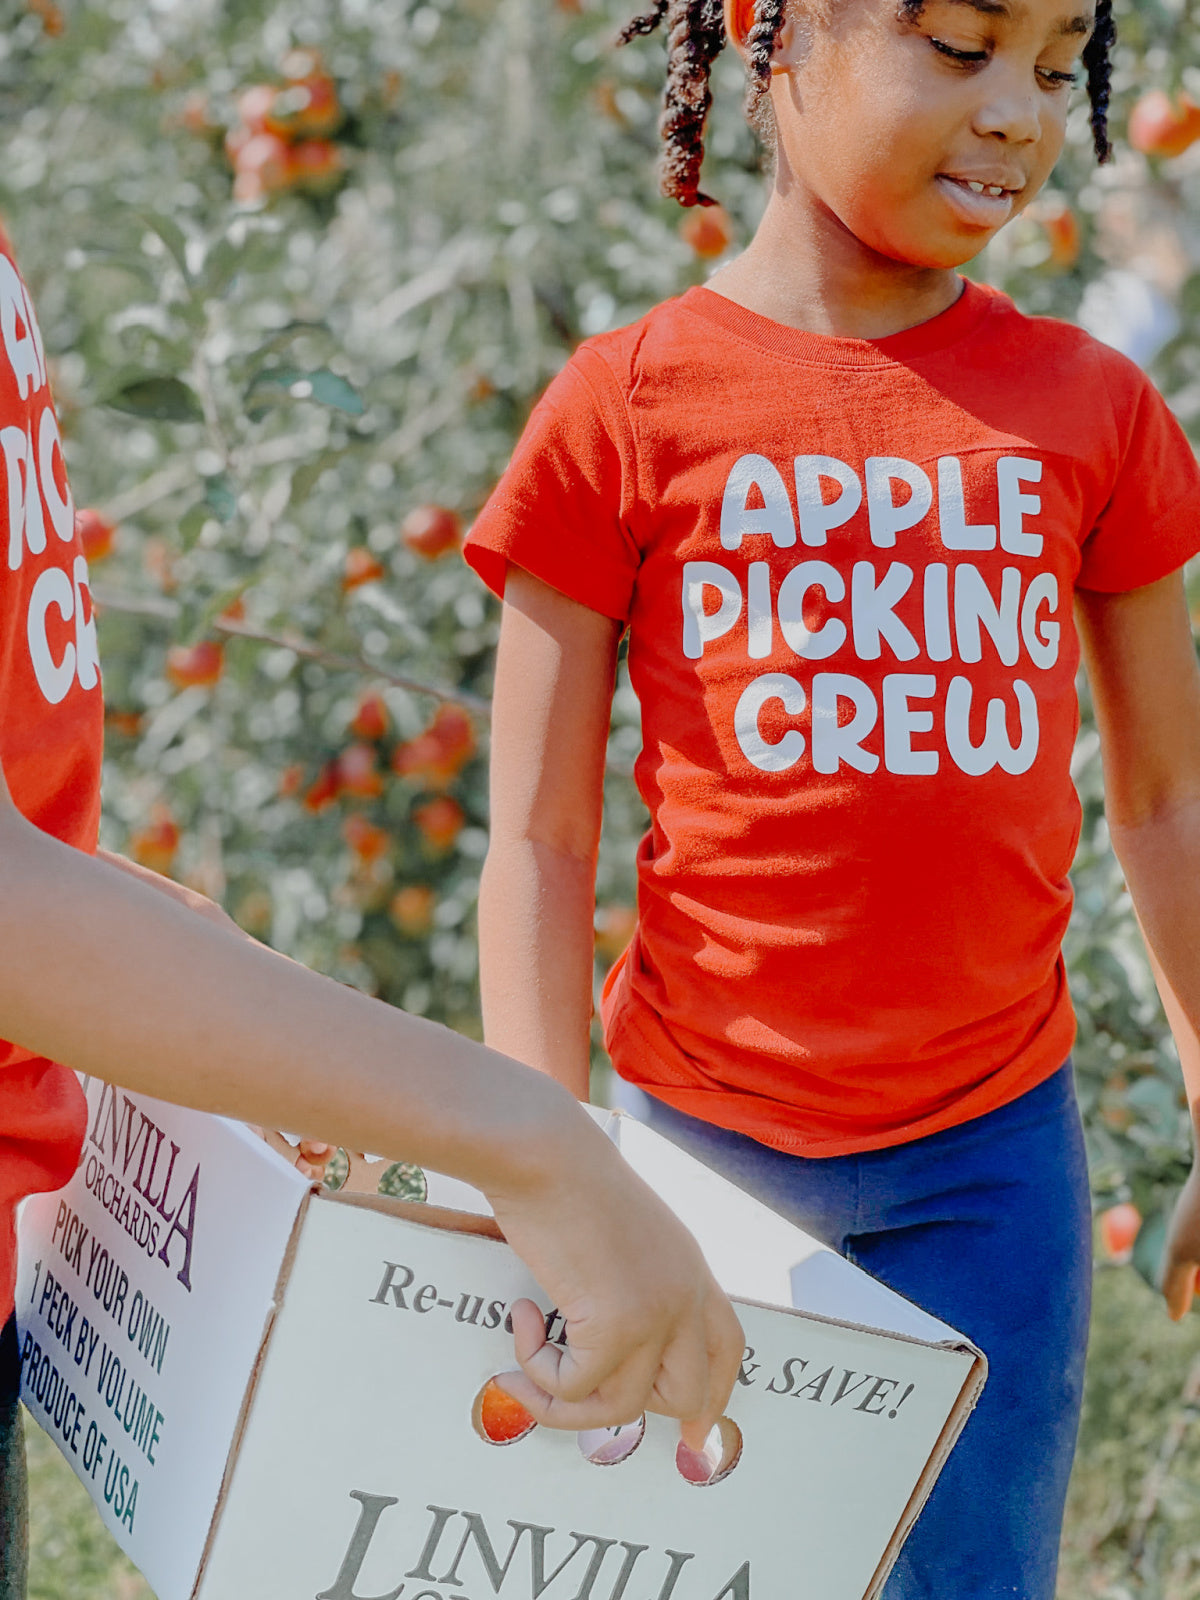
[5,0,1200,1590]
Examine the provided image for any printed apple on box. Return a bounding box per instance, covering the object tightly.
[17,1079,985,1600]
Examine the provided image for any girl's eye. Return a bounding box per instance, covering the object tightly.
[928,36,989,66]
[1037,66,1079,88]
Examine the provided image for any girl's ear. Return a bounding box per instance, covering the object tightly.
[724,0,757,52]
[724,0,796,69]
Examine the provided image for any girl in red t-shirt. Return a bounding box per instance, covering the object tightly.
[466,1,1200,1593]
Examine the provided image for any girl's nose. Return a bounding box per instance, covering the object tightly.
[972,79,1041,144]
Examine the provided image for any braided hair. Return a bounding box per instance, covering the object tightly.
[618,0,1116,206]
[1081,0,1115,162]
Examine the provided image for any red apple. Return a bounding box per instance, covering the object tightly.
[232,131,292,203]
[302,761,340,813]
[680,205,734,260]
[278,763,305,799]
[350,692,389,742]
[1129,90,1200,159]
[392,705,476,788]
[165,640,224,690]
[268,75,341,140]
[129,805,180,875]
[389,884,436,936]
[476,1379,537,1445]
[1099,1202,1141,1261]
[343,814,391,864]
[75,508,115,563]
[401,505,462,561]
[336,743,384,800]
[413,796,465,852]
[342,547,386,591]
[286,139,344,194]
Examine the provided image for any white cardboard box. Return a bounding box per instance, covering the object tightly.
[17,1079,985,1600]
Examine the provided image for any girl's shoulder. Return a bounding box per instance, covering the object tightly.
[973,281,1160,411]
[565,290,729,398]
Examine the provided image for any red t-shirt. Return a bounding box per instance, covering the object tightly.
[0,233,102,1320]
[466,281,1200,1156]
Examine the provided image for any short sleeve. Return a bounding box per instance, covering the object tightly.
[1077,355,1200,592]
[464,345,641,622]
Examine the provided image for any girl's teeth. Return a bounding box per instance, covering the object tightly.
[963,180,1007,196]
[967,181,985,193]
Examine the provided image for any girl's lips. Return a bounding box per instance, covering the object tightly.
[935,173,1017,227]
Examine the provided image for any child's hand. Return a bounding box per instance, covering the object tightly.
[253,1126,337,1184]
[1163,1166,1200,1319]
[486,1116,744,1446]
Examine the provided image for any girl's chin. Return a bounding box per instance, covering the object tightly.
[863,228,989,273]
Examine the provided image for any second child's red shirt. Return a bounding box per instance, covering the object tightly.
[466,282,1200,1155]
[0,233,102,1321]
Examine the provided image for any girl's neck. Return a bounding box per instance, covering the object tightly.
[706,185,966,342]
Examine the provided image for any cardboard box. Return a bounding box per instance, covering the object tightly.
[17,1079,985,1600]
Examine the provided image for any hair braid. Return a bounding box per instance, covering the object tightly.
[616,0,671,44]
[742,0,789,119]
[616,0,727,206]
[660,0,728,205]
[1081,0,1115,163]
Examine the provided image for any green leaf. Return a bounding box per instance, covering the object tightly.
[288,447,343,510]
[238,321,332,376]
[203,238,241,297]
[107,376,203,424]
[136,210,192,284]
[178,502,209,552]
[306,369,366,416]
[245,366,364,420]
[203,474,238,524]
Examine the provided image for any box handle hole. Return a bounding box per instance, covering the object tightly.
[472,1378,538,1446]
[675,1417,742,1486]
[577,1415,646,1466]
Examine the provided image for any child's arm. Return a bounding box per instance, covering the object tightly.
[0,761,741,1438]
[95,847,334,1179]
[1077,569,1200,1318]
[479,565,623,1097]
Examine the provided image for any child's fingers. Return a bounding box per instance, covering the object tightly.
[508,1296,551,1368]
[494,1366,650,1433]
[1163,1257,1199,1321]
[680,1300,746,1447]
[499,1301,662,1430]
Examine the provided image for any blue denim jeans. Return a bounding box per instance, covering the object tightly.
[0,1316,26,1600]
[621,1063,1092,1600]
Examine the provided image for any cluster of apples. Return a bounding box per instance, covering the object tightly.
[342,505,464,591]
[76,506,231,693]
[224,51,346,205]
[290,692,475,866]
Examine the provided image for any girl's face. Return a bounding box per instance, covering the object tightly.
[766,0,1094,268]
